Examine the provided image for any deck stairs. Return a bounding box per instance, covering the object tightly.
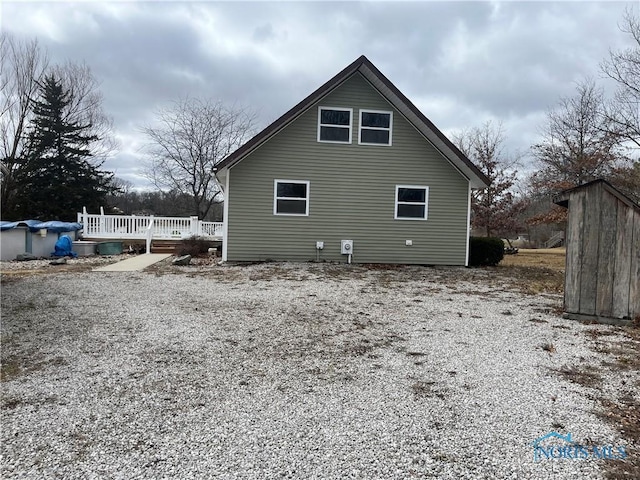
[150,240,183,255]
[543,231,565,249]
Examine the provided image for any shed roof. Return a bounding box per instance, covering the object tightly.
[554,179,640,212]
[215,55,490,189]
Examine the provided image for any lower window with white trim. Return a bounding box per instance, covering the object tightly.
[274,180,309,216]
[395,185,429,220]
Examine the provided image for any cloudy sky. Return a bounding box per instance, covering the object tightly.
[3,0,636,188]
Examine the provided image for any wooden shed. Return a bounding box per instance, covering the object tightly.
[554,179,639,325]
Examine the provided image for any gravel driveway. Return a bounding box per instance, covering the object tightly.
[0,261,632,478]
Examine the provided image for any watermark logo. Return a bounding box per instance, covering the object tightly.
[532,431,627,462]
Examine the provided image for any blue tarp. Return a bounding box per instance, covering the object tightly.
[0,220,42,231]
[0,220,83,233]
[52,235,77,257]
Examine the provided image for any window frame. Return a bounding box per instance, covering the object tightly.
[273,179,310,216]
[359,109,393,146]
[394,185,429,220]
[317,106,353,144]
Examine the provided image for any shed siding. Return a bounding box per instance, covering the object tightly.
[564,190,584,313]
[595,189,617,317]
[612,205,634,319]
[630,211,640,318]
[563,181,640,322]
[226,73,469,264]
[579,183,601,315]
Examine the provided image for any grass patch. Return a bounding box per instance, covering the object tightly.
[529,318,548,324]
[596,326,640,478]
[491,249,566,294]
[345,333,404,357]
[553,366,602,388]
[12,300,37,312]
[1,354,66,382]
[551,325,640,479]
[410,379,448,400]
[0,357,22,382]
[540,342,556,354]
[500,248,566,271]
[496,265,564,294]
[600,392,640,480]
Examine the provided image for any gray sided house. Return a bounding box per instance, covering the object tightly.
[215,56,489,265]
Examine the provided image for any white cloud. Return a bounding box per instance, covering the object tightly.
[3,0,637,187]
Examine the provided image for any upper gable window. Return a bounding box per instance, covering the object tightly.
[359,110,392,146]
[318,107,352,144]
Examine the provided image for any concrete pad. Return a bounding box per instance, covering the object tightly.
[93,254,171,272]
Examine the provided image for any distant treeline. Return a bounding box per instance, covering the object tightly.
[105,187,223,222]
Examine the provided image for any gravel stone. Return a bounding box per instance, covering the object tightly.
[0,262,632,479]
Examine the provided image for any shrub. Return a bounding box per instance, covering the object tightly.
[468,237,504,266]
[178,236,212,257]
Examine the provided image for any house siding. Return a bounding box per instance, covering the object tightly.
[226,73,470,264]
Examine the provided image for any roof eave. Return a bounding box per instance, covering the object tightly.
[217,55,490,189]
[553,178,640,212]
[355,59,490,189]
[216,56,365,173]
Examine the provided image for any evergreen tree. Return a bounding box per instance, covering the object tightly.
[11,75,113,220]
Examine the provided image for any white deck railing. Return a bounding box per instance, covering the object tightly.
[145,218,155,254]
[77,207,223,241]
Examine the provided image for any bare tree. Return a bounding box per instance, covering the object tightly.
[0,33,49,213]
[142,97,255,219]
[453,121,524,238]
[528,80,627,224]
[50,61,119,160]
[531,80,624,191]
[105,177,135,214]
[601,8,640,148]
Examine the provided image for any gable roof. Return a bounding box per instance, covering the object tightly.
[554,178,640,213]
[215,55,490,189]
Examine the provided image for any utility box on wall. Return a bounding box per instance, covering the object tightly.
[554,180,640,325]
[341,240,353,255]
